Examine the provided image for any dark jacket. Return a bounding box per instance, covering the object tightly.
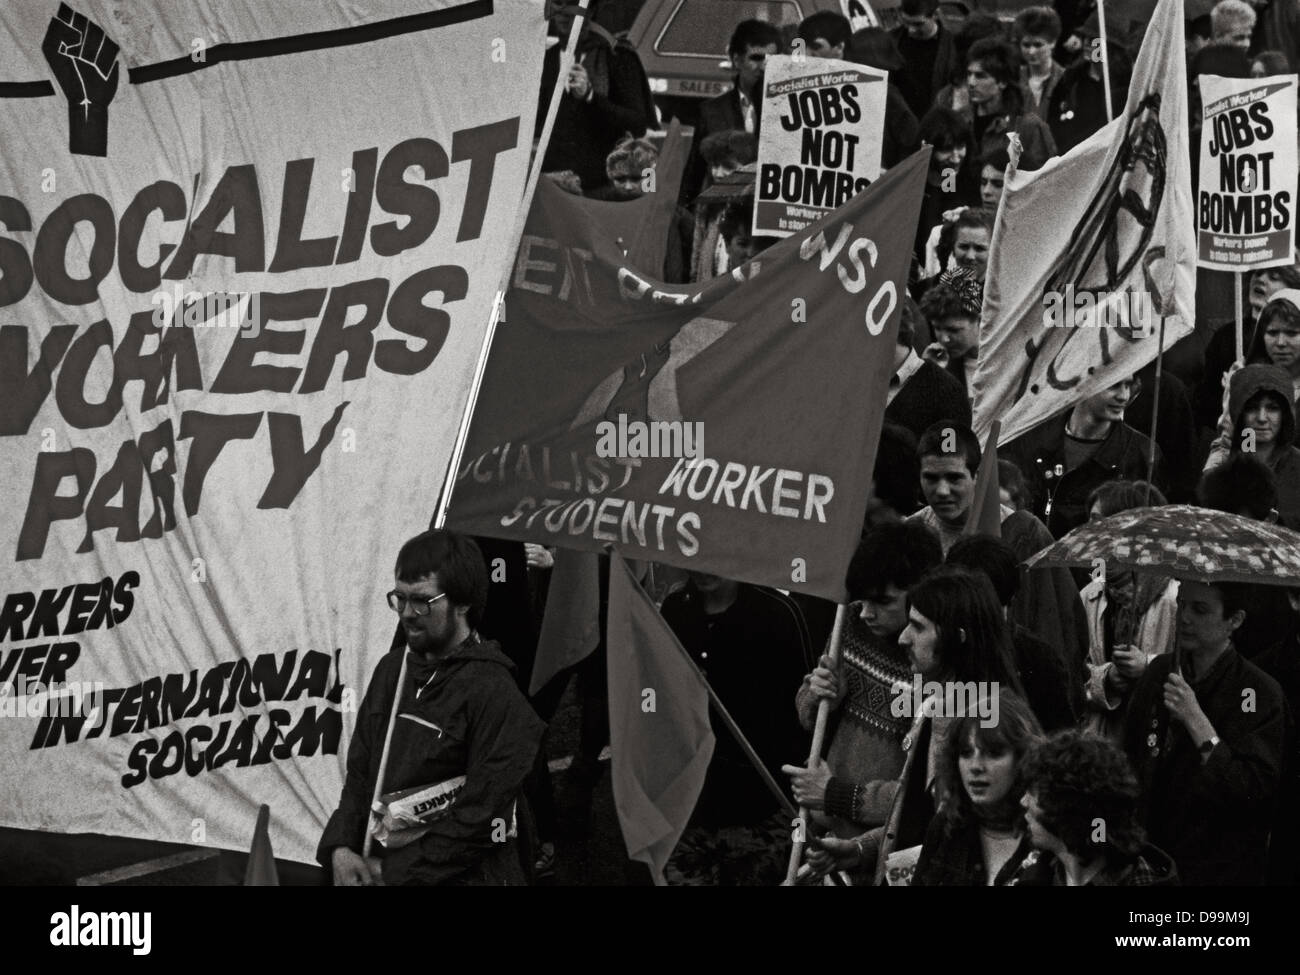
[890,22,960,119]
[934,87,1058,171]
[1123,648,1287,886]
[1012,623,1079,732]
[1010,842,1179,886]
[660,583,811,828]
[1126,363,1201,503]
[1005,414,1165,538]
[885,358,972,442]
[317,636,544,885]
[681,86,751,206]
[1045,59,1130,155]
[913,815,1033,886]
[539,25,654,194]
[1256,627,1300,885]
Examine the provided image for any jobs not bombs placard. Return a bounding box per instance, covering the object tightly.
[754,55,886,238]
[1197,73,1298,269]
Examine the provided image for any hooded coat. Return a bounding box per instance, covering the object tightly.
[1207,362,1300,528]
[318,636,544,885]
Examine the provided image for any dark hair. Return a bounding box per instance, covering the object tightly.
[1253,51,1291,76]
[394,530,489,626]
[935,690,1044,834]
[1013,6,1062,43]
[1186,14,1212,41]
[1191,42,1252,79]
[907,565,1025,693]
[977,145,1011,174]
[918,420,982,474]
[1086,480,1167,518]
[1259,296,1300,332]
[796,11,851,50]
[947,534,1020,607]
[728,18,783,59]
[918,106,972,151]
[873,421,924,517]
[901,0,940,16]
[954,14,1008,77]
[1197,453,1279,521]
[897,295,920,347]
[1209,581,1252,621]
[953,206,994,235]
[998,458,1028,509]
[966,38,1020,111]
[847,521,944,600]
[1021,730,1146,860]
[699,129,758,167]
[920,274,979,326]
[719,201,754,243]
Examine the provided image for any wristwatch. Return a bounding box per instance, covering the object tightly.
[1198,735,1220,757]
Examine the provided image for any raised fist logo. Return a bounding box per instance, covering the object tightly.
[42,3,121,156]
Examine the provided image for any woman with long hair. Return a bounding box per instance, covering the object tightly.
[1080,480,1178,740]
[912,690,1045,885]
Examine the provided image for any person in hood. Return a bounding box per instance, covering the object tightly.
[318,530,544,885]
[1013,730,1179,886]
[1248,290,1300,401]
[1204,361,1300,527]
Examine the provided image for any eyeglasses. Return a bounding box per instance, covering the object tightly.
[386,590,448,615]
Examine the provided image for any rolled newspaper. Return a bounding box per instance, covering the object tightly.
[369,776,467,849]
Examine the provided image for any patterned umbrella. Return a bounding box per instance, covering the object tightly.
[1024,505,1300,586]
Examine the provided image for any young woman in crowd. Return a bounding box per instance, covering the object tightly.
[1204,361,1300,527]
[912,690,1044,885]
[1013,731,1178,886]
[1079,481,1178,740]
[1012,6,1064,119]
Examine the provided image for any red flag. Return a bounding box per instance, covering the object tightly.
[447,152,930,602]
[243,803,279,886]
[606,550,715,885]
[963,420,1003,538]
[528,548,603,696]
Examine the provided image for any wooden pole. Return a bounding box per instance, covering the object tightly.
[1096,1,1114,123]
[1144,313,1166,506]
[362,1,591,861]
[784,602,848,884]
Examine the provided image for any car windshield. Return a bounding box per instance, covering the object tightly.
[655,0,805,58]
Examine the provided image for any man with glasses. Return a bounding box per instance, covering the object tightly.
[318,530,544,885]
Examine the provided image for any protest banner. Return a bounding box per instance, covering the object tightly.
[1196,73,1298,271]
[753,53,887,239]
[973,0,1196,447]
[446,151,929,603]
[0,0,543,864]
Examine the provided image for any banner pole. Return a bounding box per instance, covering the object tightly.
[431,0,590,529]
[1096,1,1113,122]
[365,3,591,865]
[784,602,848,885]
[1144,313,1166,506]
[1234,271,1245,364]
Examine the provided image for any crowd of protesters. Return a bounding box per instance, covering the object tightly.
[322,0,1300,886]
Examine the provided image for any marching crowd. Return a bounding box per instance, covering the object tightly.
[319,0,1300,886]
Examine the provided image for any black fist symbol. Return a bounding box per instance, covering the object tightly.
[42,3,121,156]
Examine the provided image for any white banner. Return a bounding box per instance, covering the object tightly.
[0,0,543,865]
[1196,73,1298,271]
[973,0,1196,446]
[753,54,886,238]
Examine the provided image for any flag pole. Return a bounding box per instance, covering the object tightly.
[431,0,590,531]
[784,602,848,885]
[1096,1,1114,123]
[1144,313,1166,506]
[363,2,590,863]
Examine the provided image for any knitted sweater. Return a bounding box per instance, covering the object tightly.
[795,614,911,837]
